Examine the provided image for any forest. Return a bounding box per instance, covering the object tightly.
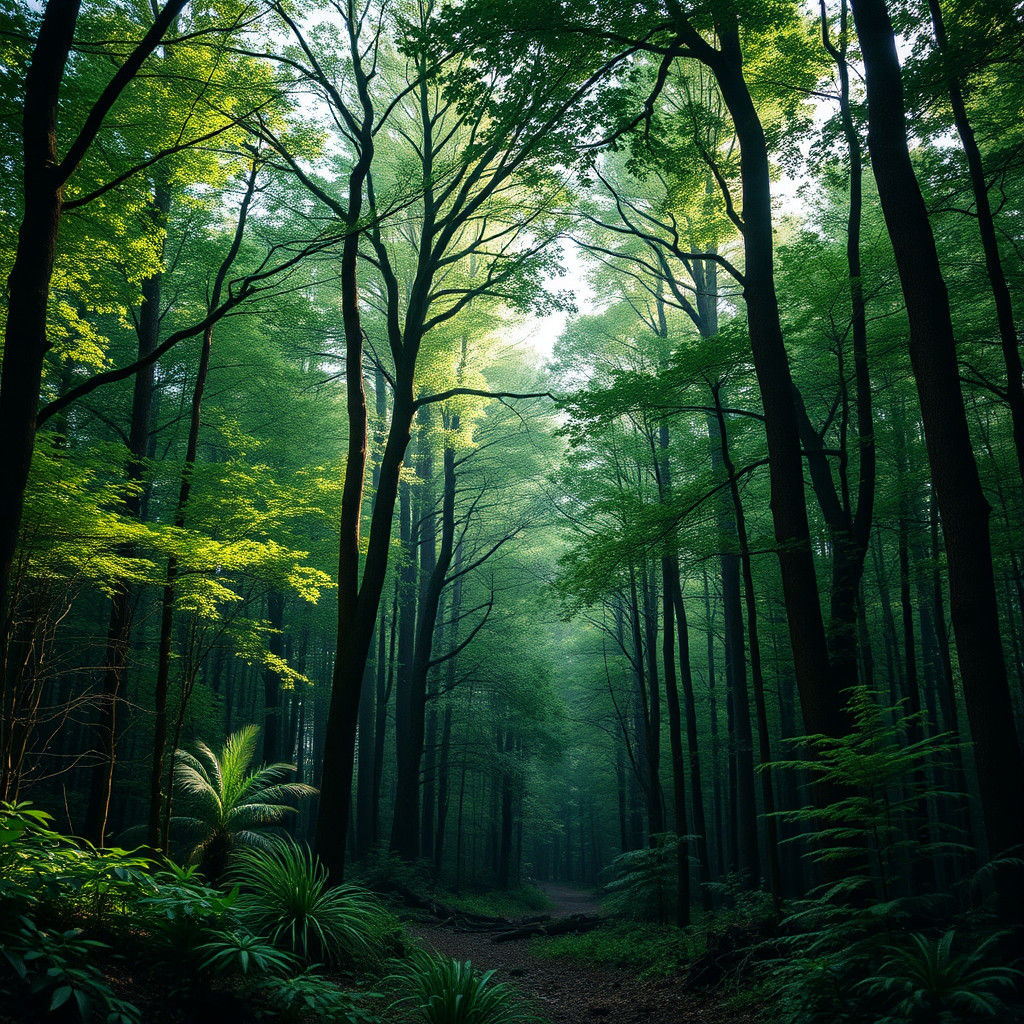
[1,0,1023,1022]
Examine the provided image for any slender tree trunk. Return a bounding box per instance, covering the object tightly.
[0,0,187,668]
[926,0,1024,484]
[713,385,780,909]
[146,157,259,853]
[498,730,514,889]
[662,558,691,926]
[263,591,285,763]
[672,13,848,752]
[392,424,456,859]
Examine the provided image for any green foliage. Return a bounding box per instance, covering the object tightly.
[0,918,141,1024]
[759,691,1005,1024]
[770,687,966,905]
[351,848,439,899]
[771,950,871,1024]
[530,921,697,979]
[254,971,381,1024]
[444,886,553,921]
[195,929,299,980]
[857,930,1023,1023]
[0,802,154,933]
[388,950,540,1024]
[171,726,318,881]
[602,833,688,924]
[231,838,386,968]
[137,861,239,948]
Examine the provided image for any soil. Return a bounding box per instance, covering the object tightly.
[406,883,759,1024]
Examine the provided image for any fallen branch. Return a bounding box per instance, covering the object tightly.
[491,913,606,942]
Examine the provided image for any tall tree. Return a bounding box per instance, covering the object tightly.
[849,0,1024,918]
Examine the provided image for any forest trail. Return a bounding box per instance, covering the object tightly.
[535,881,604,917]
[407,886,754,1024]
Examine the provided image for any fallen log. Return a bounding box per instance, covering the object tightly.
[491,914,605,942]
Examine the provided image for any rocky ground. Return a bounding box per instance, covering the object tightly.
[407,883,759,1024]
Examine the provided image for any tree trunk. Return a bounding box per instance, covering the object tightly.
[0,0,187,661]
[674,13,848,750]
[926,0,1024,485]
[83,189,167,845]
[661,558,691,926]
[850,0,1024,919]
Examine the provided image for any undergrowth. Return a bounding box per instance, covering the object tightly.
[445,886,553,920]
[530,921,701,978]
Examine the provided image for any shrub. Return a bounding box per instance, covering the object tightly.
[137,861,240,972]
[255,970,381,1024]
[602,833,687,924]
[0,917,141,1024]
[231,837,385,967]
[388,949,539,1024]
[196,929,299,980]
[857,929,1023,1022]
[530,920,697,978]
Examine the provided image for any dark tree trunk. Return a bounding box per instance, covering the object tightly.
[263,591,285,763]
[392,427,456,860]
[146,158,259,853]
[673,13,847,749]
[851,0,1024,918]
[713,385,780,909]
[434,703,453,871]
[926,0,1024,485]
[355,635,376,859]
[702,567,724,876]
[498,731,514,890]
[0,0,187,658]
[661,558,691,926]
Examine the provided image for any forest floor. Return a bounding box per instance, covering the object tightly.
[407,883,760,1024]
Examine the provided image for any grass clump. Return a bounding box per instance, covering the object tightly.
[445,886,553,920]
[530,921,698,979]
[388,949,539,1024]
[231,837,393,969]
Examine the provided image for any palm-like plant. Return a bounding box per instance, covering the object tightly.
[857,929,1023,1022]
[171,726,317,883]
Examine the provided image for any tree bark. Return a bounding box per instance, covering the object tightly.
[671,15,847,750]
[850,0,1024,918]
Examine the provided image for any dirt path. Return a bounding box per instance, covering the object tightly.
[406,886,755,1024]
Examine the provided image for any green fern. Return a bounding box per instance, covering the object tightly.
[857,929,1023,1022]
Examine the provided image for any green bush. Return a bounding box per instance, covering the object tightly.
[231,837,386,968]
[445,886,553,920]
[137,861,240,975]
[255,970,381,1024]
[0,801,154,935]
[196,929,299,980]
[388,949,539,1024]
[0,918,141,1024]
[601,833,692,924]
[171,726,317,883]
[857,929,1023,1022]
